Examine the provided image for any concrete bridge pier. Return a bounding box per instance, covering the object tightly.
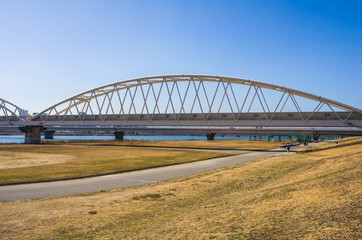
[19,125,46,144]
[43,130,55,139]
[206,133,216,140]
[114,131,125,141]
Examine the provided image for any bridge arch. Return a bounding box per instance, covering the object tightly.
[31,75,361,127]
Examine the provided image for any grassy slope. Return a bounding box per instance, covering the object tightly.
[298,136,362,153]
[0,142,361,239]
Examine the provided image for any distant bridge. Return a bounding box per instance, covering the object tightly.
[0,98,30,124]
[1,75,361,143]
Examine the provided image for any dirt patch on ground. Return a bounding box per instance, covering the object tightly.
[0,152,74,169]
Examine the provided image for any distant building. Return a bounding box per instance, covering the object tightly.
[19,109,28,116]
[32,112,47,116]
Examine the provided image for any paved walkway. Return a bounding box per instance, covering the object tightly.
[0,143,319,202]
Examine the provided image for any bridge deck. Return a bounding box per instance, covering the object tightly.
[26,112,362,127]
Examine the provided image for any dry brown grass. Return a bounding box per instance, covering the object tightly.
[0,144,229,185]
[298,136,362,153]
[61,138,282,151]
[0,141,360,239]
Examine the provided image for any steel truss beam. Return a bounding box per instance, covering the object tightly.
[30,75,362,128]
[0,98,30,125]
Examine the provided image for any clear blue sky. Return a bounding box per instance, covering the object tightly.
[0,0,361,113]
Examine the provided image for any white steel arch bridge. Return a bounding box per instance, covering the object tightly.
[0,98,31,124]
[1,75,362,143]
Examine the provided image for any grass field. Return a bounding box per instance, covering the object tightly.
[51,138,282,150]
[0,139,283,185]
[0,144,230,185]
[0,141,360,239]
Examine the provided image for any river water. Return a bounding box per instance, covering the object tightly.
[0,134,255,144]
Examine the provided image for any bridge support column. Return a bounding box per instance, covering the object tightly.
[43,130,55,139]
[19,125,46,144]
[313,134,320,143]
[114,131,125,141]
[206,133,216,141]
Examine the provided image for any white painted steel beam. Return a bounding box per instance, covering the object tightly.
[2,75,359,132]
[32,75,362,121]
[0,98,30,126]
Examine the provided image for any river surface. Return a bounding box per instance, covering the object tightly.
[0,134,259,144]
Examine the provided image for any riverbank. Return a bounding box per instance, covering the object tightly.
[0,138,333,185]
[0,139,360,239]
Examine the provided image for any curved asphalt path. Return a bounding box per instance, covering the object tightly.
[0,143,319,202]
